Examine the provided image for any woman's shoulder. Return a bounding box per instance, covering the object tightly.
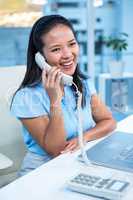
[11,83,50,111]
[82,77,97,96]
[11,83,49,118]
[13,83,46,100]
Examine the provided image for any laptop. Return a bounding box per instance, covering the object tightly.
[85,131,133,173]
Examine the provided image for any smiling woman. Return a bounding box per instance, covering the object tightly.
[10,14,116,177]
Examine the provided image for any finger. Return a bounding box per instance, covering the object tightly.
[46,67,57,86]
[64,142,74,150]
[47,68,60,87]
[67,143,79,152]
[71,146,80,153]
[50,69,61,87]
[64,139,78,149]
[60,149,70,154]
[65,146,79,154]
[42,70,47,85]
[55,72,62,86]
[61,143,76,153]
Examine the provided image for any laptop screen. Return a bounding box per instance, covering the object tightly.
[86,131,133,173]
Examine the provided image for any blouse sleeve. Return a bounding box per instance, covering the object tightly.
[11,86,49,119]
[84,78,97,96]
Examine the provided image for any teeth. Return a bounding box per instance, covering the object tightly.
[62,61,73,66]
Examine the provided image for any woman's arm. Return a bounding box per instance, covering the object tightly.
[20,68,68,157]
[20,103,67,157]
[83,94,116,142]
[61,94,116,153]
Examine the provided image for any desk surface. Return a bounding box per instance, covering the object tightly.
[0,153,13,170]
[0,115,133,200]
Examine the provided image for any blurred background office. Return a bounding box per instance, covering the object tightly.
[0,0,133,188]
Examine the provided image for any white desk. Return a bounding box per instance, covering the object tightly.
[0,153,13,170]
[0,115,133,200]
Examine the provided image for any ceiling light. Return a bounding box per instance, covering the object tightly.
[26,0,47,5]
[93,0,103,7]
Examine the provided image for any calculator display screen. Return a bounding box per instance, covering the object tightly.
[108,181,128,192]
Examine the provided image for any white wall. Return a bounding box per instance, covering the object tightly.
[96,4,116,36]
[95,0,133,73]
[95,3,118,73]
[122,0,133,72]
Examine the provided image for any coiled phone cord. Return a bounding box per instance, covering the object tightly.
[72,82,91,165]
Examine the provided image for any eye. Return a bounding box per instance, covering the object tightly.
[69,42,76,46]
[51,48,60,52]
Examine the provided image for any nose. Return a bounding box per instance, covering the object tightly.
[62,46,72,59]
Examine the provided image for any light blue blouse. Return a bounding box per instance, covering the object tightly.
[11,78,96,156]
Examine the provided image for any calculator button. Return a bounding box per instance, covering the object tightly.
[102,179,111,183]
[95,180,109,188]
[95,185,104,189]
[100,180,110,185]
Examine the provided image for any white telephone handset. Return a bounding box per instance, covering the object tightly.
[35,52,73,86]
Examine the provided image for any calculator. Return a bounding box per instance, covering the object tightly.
[67,173,130,200]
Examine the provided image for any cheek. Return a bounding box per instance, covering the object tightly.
[46,54,61,66]
[43,49,60,65]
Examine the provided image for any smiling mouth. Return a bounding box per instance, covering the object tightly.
[61,61,74,69]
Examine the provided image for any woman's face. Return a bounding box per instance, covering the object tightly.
[42,24,79,76]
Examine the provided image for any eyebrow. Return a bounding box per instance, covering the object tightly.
[49,38,76,49]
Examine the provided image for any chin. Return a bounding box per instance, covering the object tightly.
[63,70,75,76]
[62,66,76,76]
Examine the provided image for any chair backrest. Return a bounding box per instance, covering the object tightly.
[0,66,26,173]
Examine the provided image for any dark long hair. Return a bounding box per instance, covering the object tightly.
[11,15,88,107]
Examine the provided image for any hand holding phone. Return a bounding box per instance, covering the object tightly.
[35,52,73,86]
